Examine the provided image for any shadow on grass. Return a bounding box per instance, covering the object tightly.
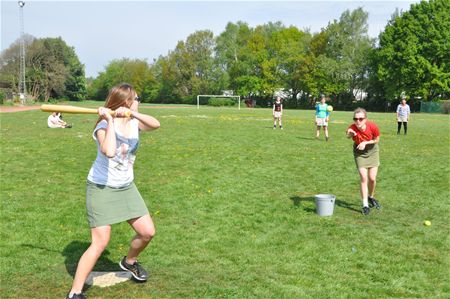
[335,199,360,213]
[22,241,119,276]
[290,195,361,214]
[62,241,119,277]
[296,136,318,141]
[290,195,316,213]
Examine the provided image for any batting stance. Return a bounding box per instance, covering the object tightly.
[67,83,160,299]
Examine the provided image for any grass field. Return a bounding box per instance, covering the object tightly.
[1,103,449,298]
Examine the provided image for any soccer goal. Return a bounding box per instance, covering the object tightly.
[197,95,241,110]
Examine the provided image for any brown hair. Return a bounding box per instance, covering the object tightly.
[95,83,137,126]
[353,107,367,118]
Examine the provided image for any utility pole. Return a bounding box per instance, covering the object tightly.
[18,1,26,104]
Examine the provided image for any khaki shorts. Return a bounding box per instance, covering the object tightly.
[354,143,380,169]
[316,118,328,127]
[274,111,282,118]
[397,116,408,122]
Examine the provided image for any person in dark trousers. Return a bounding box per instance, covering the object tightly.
[396,99,411,135]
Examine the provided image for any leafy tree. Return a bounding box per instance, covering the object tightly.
[88,58,157,102]
[314,8,374,107]
[0,36,86,102]
[218,22,284,101]
[375,0,450,101]
[157,30,220,103]
[0,34,35,97]
[269,26,312,107]
[215,22,254,95]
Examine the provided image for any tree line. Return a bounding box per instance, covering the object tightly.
[1,0,448,110]
[0,36,86,102]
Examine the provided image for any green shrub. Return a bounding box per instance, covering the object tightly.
[208,97,235,107]
[441,100,450,114]
[0,90,5,105]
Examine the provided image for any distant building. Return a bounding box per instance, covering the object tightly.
[222,90,234,96]
[353,89,368,101]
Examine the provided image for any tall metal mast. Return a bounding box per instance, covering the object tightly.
[18,1,26,104]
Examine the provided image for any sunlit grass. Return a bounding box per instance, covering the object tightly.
[1,105,449,298]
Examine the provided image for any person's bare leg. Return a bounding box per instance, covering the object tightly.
[68,226,111,296]
[368,167,378,198]
[358,168,369,207]
[126,214,155,263]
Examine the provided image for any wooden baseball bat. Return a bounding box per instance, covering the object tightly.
[41,104,131,117]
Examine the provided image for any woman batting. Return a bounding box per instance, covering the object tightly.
[346,108,381,215]
[67,83,160,299]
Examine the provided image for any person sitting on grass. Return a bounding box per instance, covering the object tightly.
[47,112,72,128]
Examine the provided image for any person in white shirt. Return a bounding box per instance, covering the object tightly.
[66,83,160,299]
[396,99,411,135]
[47,112,71,128]
[272,97,283,129]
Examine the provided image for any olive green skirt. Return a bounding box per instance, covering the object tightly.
[86,181,149,228]
[353,143,380,169]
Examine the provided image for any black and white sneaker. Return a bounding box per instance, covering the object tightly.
[368,196,381,210]
[362,206,370,215]
[66,293,86,299]
[119,256,149,281]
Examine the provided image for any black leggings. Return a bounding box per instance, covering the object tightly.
[397,122,408,134]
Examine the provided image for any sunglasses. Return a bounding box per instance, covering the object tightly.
[135,96,141,103]
[353,117,366,121]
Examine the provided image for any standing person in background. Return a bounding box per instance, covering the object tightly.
[315,95,330,141]
[346,108,382,216]
[396,98,411,135]
[273,97,283,130]
[66,83,160,299]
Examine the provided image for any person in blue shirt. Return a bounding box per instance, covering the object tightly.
[315,96,330,141]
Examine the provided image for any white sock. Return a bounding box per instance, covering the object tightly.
[363,198,369,207]
[68,291,80,298]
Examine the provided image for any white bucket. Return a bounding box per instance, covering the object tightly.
[315,194,336,216]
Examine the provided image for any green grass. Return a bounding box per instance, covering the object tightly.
[1,105,449,298]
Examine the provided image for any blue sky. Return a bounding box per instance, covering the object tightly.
[1,1,419,78]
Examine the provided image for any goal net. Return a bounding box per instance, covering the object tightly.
[197,95,241,110]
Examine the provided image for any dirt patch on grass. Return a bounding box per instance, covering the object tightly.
[0,105,41,113]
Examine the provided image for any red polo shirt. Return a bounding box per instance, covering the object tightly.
[348,121,380,145]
